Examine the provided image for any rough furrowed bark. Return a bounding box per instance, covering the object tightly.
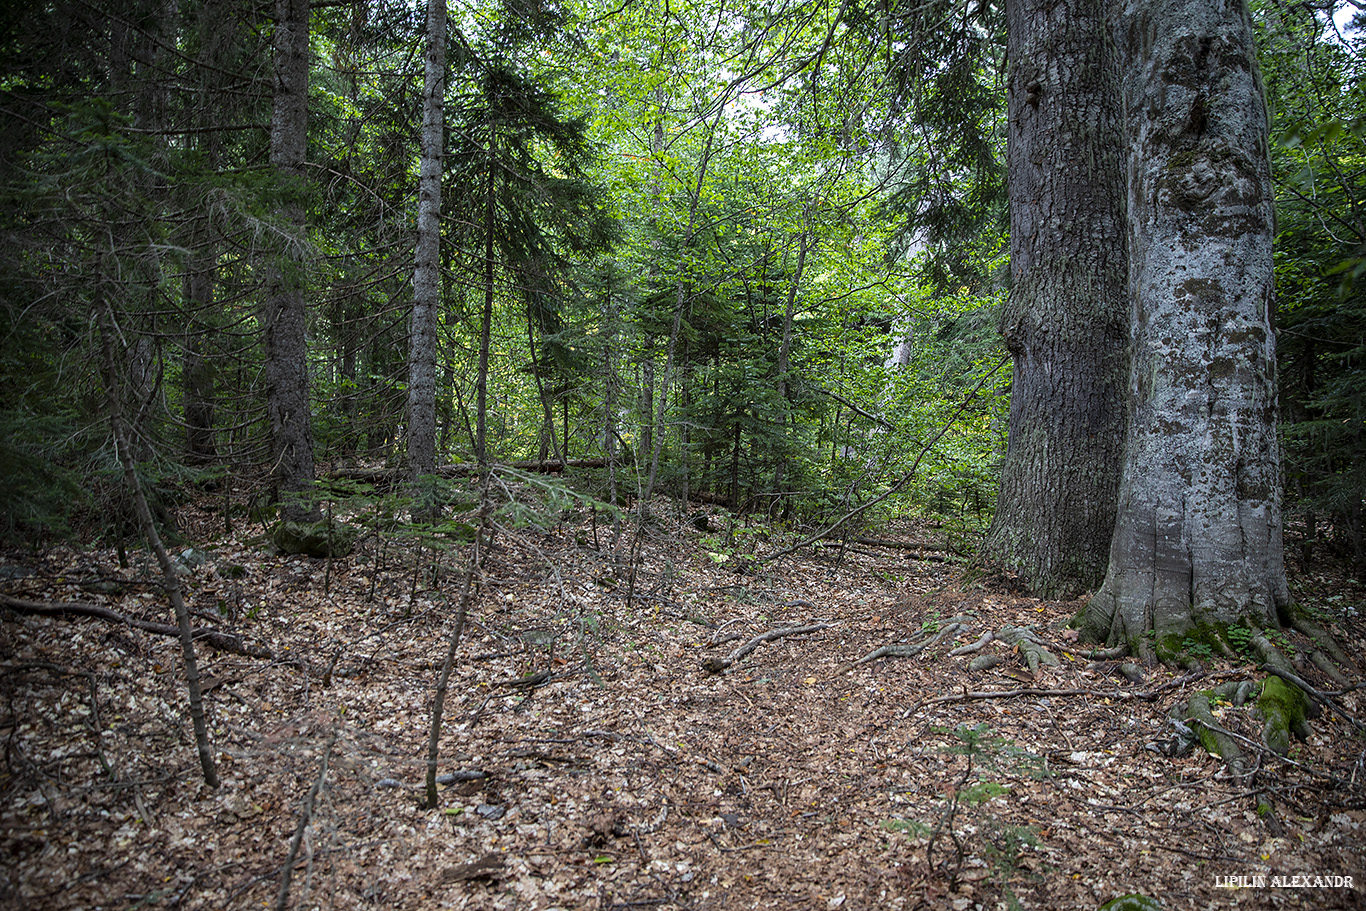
[1082,0,1290,655]
[980,0,1128,599]
[407,0,445,484]
[263,0,316,523]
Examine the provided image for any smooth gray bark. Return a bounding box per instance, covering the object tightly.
[408,0,445,480]
[263,0,316,521]
[1083,0,1290,653]
[982,0,1130,598]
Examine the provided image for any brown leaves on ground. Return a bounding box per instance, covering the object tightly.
[1,501,1363,911]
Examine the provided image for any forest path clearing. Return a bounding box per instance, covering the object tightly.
[2,507,1362,910]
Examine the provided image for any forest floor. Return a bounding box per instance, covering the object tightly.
[1,487,1364,911]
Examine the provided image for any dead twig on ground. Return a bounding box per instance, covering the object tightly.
[275,729,337,911]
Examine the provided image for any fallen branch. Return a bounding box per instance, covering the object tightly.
[765,357,1008,564]
[708,617,748,647]
[852,538,956,562]
[904,672,1210,717]
[0,594,271,659]
[817,388,894,429]
[275,729,337,911]
[328,458,617,486]
[701,622,834,674]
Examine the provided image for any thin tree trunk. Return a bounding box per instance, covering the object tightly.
[1083,0,1289,654]
[408,0,445,481]
[423,504,483,808]
[525,304,564,465]
[773,225,810,495]
[264,0,316,522]
[639,357,654,481]
[476,111,497,470]
[184,226,218,463]
[98,283,218,789]
[642,106,725,505]
[980,0,1129,599]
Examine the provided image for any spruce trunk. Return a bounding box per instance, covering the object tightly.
[982,0,1130,598]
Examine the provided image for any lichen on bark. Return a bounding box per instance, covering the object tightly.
[1077,0,1290,656]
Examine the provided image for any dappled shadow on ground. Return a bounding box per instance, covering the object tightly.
[2,501,1363,910]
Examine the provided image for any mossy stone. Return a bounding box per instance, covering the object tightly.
[271,520,357,558]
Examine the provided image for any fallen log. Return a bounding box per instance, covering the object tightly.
[327,458,618,485]
[0,593,272,658]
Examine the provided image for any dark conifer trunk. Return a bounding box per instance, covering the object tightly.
[263,0,316,521]
[981,0,1130,598]
[408,0,445,481]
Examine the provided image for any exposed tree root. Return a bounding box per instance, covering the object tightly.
[700,622,835,674]
[903,671,1209,717]
[1081,645,1128,660]
[948,630,993,656]
[1260,664,1366,734]
[1289,613,1359,674]
[997,626,1059,675]
[1249,629,1295,677]
[1183,691,1249,776]
[1307,649,1351,688]
[1159,621,1366,773]
[968,654,1002,672]
[846,616,970,671]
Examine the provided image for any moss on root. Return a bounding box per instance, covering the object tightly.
[1185,691,1246,772]
[1099,894,1163,911]
[1256,675,1311,756]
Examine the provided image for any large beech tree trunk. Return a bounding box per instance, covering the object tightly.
[263,0,316,521]
[408,0,445,480]
[981,0,1130,598]
[1081,0,1290,654]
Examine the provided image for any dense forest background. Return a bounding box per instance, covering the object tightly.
[0,0,1361,568]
